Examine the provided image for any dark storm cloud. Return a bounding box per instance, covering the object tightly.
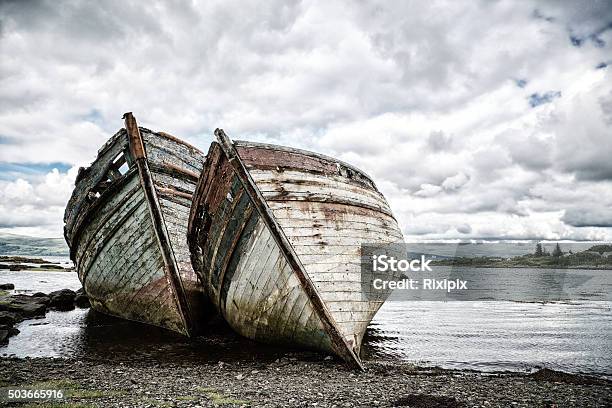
[571,166,612,182]
[456,224,472,234]
[562,208,612,228]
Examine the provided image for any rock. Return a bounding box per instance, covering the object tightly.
[48,289,76,310]
[0,283,15,290]
[0,329,8,344]
[40,264,66,270]
[0,295,47,318]
[0,311,20,325]
[74,288,90,308]
[8,327,19,337]
[8,264,27,271]
[13,294,49,304]
[32,292,49,298]
[530,368,606,386]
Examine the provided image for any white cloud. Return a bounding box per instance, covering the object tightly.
[0,167,78,236]
[0,0,611,240]
[441,173,469,191]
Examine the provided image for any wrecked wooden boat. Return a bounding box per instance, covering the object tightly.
[187,130,404,368]
[64,113,208,335]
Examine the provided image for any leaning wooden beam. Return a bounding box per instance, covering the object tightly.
[123,112,193,335]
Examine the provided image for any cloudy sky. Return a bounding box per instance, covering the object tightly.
[0,0,611,241]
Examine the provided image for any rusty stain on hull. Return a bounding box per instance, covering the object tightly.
[188,130,404,369]
[64,113,209,336]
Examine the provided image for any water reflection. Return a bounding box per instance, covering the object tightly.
[2,307,312,363]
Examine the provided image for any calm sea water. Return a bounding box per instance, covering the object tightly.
[1,268,610,378]
[366,300,611,377]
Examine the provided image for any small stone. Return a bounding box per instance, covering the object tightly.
[48,289,76,310]
[0,283,15,290]
[74,288,90,308]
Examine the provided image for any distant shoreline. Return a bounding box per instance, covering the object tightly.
[431,244,612,270]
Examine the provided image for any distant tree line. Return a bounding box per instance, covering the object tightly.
[432,243,612,268]
[532,243,612,267]
[534,243,563,257]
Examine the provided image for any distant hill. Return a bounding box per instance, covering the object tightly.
[0,232,69,257]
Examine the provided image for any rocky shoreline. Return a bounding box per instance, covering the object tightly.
[0,287,89,345]
[1,356,610,407]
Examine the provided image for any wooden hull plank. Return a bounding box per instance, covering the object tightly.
[235,143,404,356]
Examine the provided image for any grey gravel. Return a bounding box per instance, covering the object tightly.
[0,357,610,407]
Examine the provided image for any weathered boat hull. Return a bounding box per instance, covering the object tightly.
[188,130,403,367]
[64,113,208,335]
